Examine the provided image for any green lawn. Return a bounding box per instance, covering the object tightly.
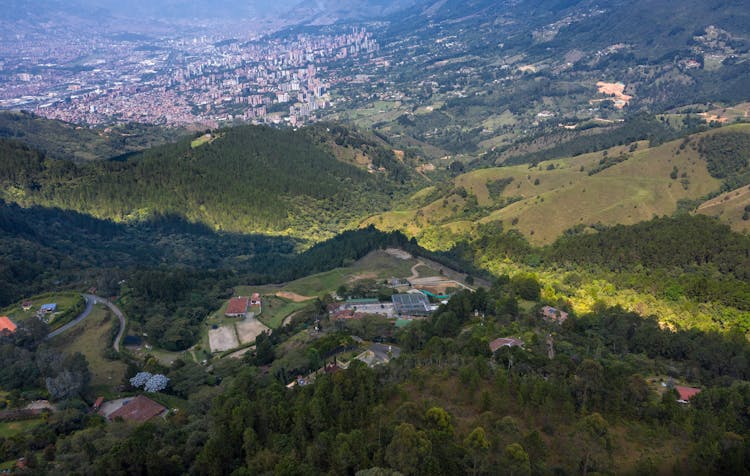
[191,134,212,148]
[1,292,83,326]
[0,419,43,438]
[257,297,309,329]
[50,305,127,395]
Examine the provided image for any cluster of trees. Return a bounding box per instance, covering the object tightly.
[0,319,90,400]
[698,130,750,191]
[467,215,750,312]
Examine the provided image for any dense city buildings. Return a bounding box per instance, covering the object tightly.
[0,26,379,128]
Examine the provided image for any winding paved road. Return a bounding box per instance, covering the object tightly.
[46,294,127,351]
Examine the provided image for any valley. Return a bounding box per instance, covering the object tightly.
[0,1,750,474]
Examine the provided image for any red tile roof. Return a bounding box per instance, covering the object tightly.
[0,316,17,334]
[93,396,104,409]
[225,297,249,316]
[251,293,260,301]
[675,385,701,402]
[109,395,166,423]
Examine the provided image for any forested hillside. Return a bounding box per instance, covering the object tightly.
[0,124,414,242]
[0,111,182,161]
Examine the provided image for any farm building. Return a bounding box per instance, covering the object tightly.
[541,306,568,324]
[392,293,431,316]
[250,293,261,306]
[225,297,250,317]
[108,395,167,423]
[675,385,702,404]
[0,316,17,335]
[40,303,57,313]
[489,337,524,353]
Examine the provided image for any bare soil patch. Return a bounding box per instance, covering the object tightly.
[384,248,412,260]
[275,291,313,302]
[235,317,270,344]
[208,326,239,353]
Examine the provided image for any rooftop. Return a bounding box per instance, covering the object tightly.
[675,385,702,403]
[108,395,166,423]
[225,297,250,315]
[0,316,17,334]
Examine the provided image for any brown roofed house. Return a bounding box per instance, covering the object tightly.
[225,297,250,317]
[0,316,17,336]
[250,293,261,305]
[489,337,524,353]
[109,395,166,423]
[675,385,701,404]
[541,306,569,324]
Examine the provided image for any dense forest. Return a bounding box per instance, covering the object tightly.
[0,124,413,242]
[468,215,750,315]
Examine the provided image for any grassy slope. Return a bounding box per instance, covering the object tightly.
[365,125,750,247]
[50,305,127,396]
[697,184,750,233]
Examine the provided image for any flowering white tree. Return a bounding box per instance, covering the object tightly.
[129,372,152,388]
[144,374,170,393]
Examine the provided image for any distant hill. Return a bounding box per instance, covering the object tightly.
[0,124,415,243]
[0,111,183,161]
[364,123,750,247]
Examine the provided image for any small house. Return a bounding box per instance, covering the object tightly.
[675,385,701,404]
[541,306,568,324]
[489,337,524,353]
[225,297,250,317]
[21,301,33,311]
[0,316,17,335]
[108,395,167,423]
[250,293,261,306]
[40,303,57,314]
[93,396,104,411]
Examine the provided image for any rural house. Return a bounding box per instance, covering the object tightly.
[250,293,261,306]
[107,395,167,423]
[541,306,568,324]
[675,385,702,404]
[225,296,250,317]
[0,316,17,335]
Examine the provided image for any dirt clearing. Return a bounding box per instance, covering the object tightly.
[209,326,239,353]
[235,316,270,344]
[275,291,313,302]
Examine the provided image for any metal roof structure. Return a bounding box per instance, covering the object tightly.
[392,293,431,316]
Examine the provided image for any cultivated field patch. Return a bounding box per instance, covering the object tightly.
[235,316,270,344]
[208,326,239,353]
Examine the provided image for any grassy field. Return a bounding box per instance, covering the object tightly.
[190,134,212,148]
[226,250,425,330]
[363,125,750,247]
[0,419,43,438]
[50,305,127,395]
[256,297,309,329]
[697,184,750,233]
[0,292,84,327]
